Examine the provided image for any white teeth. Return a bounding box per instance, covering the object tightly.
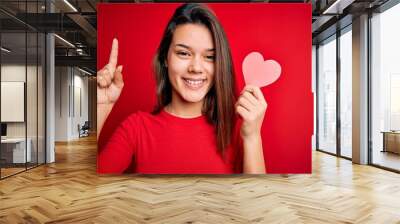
[188,80,202,85]
[183,78,205,87]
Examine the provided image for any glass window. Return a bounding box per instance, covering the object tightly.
[317,36,337,154]
[1,31,28,177]
[339,28,352,158]
[371,3,400,171]
[0,1,46,179]
[27,30,38,169]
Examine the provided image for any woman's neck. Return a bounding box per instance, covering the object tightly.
[165,94,204,118]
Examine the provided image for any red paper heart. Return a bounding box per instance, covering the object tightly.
[242,52,281,88]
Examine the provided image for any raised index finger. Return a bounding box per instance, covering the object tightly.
[108,38,118,69]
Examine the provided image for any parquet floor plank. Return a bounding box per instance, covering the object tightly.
[0,135,399,223]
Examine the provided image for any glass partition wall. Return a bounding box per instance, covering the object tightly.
[339,27,352,159]
[370,2,400,171]
[316,26,353,159]
[317,35,337,155]
[316,0,400,172]
[0,1,46,179]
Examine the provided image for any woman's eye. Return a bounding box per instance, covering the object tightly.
[177,51,190,57]
[206,55,215,61]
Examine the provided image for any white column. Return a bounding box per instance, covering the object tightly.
[45,1,55,163]
[46,33,55,163]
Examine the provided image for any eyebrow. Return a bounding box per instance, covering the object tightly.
[175,44,215,52]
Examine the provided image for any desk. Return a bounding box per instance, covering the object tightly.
[1,138,31,163]
[382,131,400,154]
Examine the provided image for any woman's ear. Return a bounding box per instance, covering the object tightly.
[164,60,168,68]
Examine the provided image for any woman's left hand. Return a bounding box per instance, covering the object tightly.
[235,85,267,139]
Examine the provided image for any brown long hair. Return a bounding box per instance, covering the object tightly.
[153,3,236,154]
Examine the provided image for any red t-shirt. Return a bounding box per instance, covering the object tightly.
[98,109,243,174]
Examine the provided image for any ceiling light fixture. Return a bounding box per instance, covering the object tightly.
[1,47,11,53]
[322,0,354,15]
[63,0,78,12]
[78,67,93,76]
[54,34,75,48]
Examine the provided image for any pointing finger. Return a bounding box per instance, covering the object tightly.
[108,38,119,73]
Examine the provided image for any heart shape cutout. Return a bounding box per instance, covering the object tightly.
[242,52,281,88]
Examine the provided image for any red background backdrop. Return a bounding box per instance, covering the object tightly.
[97,3,313,173]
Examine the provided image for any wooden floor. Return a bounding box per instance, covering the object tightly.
[373,151,400,171]
[1,167,26,178]
[1,135,400,223]
[1,163,45,178]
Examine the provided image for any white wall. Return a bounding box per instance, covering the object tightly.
[1,65,37,138]
[55,66,69,141]
[1,63,46,164]
[312,45,316,150]
[54,67,89,141]
[72,73,89,138]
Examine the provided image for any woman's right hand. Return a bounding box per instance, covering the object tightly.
[97,38,124,137]
[97,38,124,105]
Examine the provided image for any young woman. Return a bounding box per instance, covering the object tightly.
[97,3,266,174]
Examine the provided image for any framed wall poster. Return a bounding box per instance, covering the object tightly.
[97,3,312,174]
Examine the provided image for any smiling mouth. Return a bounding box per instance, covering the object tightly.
[182,78,206,89]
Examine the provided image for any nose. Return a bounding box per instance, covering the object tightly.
[188,56,203,74]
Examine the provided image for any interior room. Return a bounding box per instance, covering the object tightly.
[0,0,399,223]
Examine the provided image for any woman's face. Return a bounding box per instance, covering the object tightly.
[166,23,215,104]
